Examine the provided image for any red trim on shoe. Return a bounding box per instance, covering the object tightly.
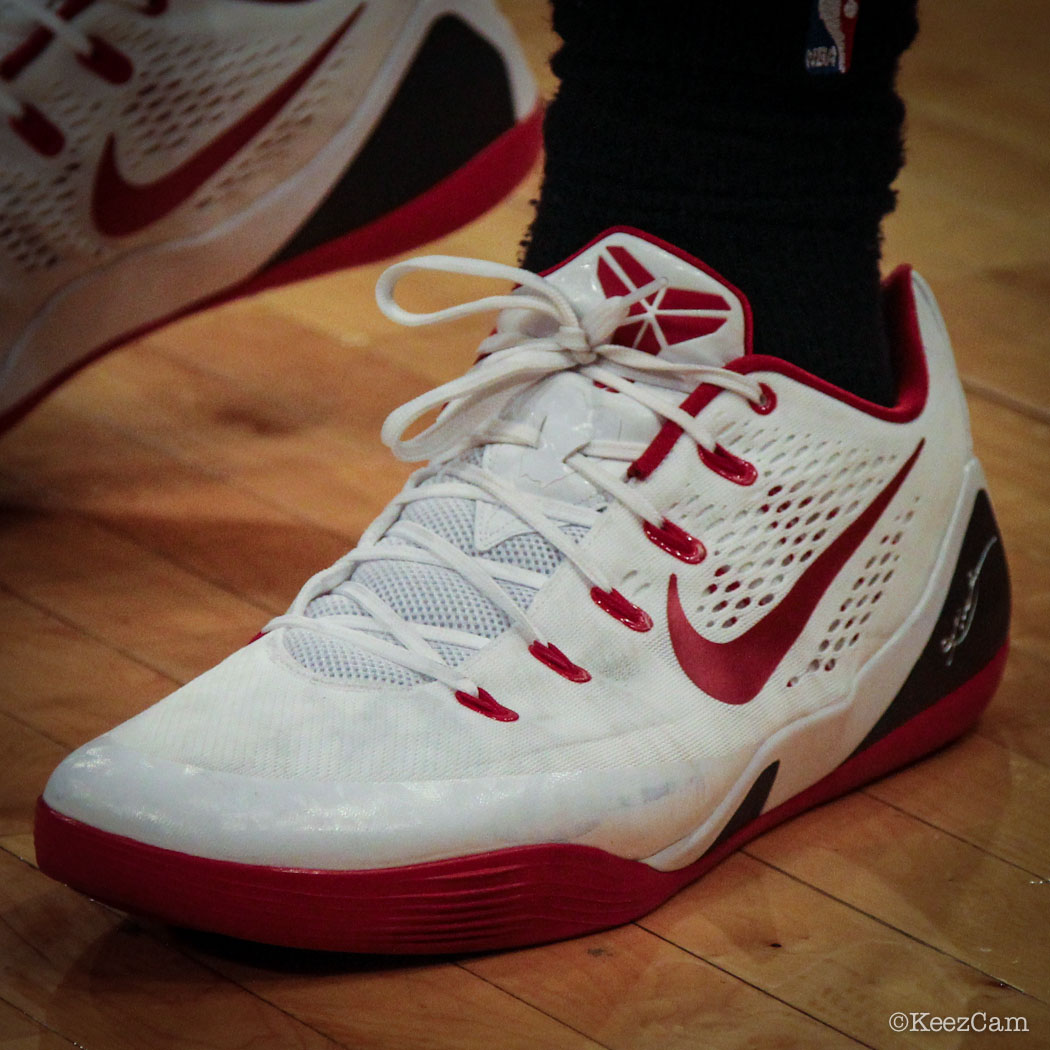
[590,586,653,632]
[77,36,134,84]
[643,518,705,563]
[8,103,64,156]
[629,264,929,481]
[538,226,757,359]
[628,381,722,480]
[0,104,542,435]
[0,0,94,80]
[698,443,758,486]
[33,643,1006,955]
[0,0,301,81]
[529,641,592,682]
[91,8,366,237]
[666,440,924,706]
[749,382,777,415]
[455,687,519,723]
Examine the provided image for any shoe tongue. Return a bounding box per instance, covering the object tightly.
[542,227,752,369]
[291,231,754,685]
[477,228,754,522]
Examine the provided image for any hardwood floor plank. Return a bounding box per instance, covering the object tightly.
[979,645,1050,768]
[867,734,1050,877]
[466,924,866,1050]
[745,794,1050,999]
[0,852,346,1050]
[37,346,415,538]
[926,271,1050,426]
[0,837,35,867]
[0,712,65,837]
[883,0,1050,416]
[640,853,1048,1049]
[0,590,173,749]
[0,997,76,1050]
[0,413,351,614]
[0,509,266,683]
[167,938,607,1050]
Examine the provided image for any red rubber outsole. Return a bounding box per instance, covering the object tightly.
[0,104,544,436]
[34,643,1007,955]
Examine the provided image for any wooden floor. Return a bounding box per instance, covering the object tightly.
[3,2,1049,1048]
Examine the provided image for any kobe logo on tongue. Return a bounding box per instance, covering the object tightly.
[597,245,732,354]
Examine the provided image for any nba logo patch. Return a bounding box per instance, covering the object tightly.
[805,0,859,75]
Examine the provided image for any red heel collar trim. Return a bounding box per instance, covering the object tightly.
[630,267,929,481]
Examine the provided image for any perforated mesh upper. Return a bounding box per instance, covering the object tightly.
[0,72,100,275]
[117,34,307,160]
[671,420,911,631]
[0,5,358,277]
[288,477,593,685]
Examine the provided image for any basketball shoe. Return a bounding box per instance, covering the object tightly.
[35,228,1010,954]
[0,0,540,429]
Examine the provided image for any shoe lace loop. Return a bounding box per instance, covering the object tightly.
[264,255,767,698]
[375,255,760,464]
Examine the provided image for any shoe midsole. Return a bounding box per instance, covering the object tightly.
[31,641,1007,955]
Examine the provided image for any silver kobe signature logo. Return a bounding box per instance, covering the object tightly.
[940,536,998,666]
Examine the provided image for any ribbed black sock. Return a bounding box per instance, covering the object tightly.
[522,0,919,406]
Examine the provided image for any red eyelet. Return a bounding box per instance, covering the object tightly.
[9,104,64,156]
[529,641,591,682]
[77,37,134,84]
[699,444,758,486]
[141,0,168,13]
[643,518,705,564]
[590,587,653,632]
[455,687,519,722]
[750,383,777,415]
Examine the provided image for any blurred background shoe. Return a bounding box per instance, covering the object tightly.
[0,0,541,429]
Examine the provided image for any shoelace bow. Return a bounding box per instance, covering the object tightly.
[0,0,158,144]
[264,255,767,698]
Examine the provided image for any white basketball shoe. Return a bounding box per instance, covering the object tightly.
[0,0,540,429]
[36,228,1010,954]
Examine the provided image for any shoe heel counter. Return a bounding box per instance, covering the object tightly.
[436,0,538,120]
[270,12,532,268]
[854,487,1010,753]
[910,270,976,460]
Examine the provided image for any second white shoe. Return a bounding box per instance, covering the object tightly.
[0,0,540,428]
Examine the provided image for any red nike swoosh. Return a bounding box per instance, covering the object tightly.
[92,6,364,237]
[667,439,924,705]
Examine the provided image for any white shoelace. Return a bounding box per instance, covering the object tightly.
[0,0,146,120]
[264,255,766,696]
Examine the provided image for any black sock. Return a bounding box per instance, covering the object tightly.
[523,0,919,406]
